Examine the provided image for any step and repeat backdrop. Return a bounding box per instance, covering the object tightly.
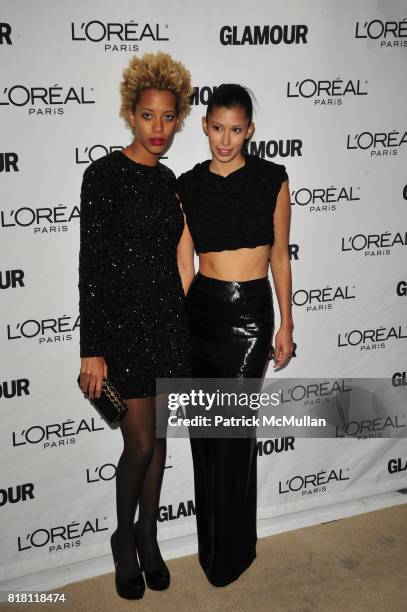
[1,0,406,584]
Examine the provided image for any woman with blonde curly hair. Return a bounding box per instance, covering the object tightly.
[78,51,192,600]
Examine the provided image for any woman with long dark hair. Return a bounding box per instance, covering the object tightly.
[78,52,192,600]
[176,84,295,587]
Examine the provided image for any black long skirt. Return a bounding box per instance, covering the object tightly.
[185,271,274,586]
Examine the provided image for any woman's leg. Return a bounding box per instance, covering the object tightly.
[136,393,169,570]
[115,396,155,578]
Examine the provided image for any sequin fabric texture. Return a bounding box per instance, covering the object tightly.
[78,150,191,398]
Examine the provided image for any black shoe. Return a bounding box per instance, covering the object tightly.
[110,529,145,599]
[133,521,170,591]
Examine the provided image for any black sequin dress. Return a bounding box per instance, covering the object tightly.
[78,150,191,399]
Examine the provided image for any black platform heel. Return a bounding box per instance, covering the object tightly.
[110,529,145,599]
[133,521,170,590]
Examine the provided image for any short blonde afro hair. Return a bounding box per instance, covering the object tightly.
[120,51,192,131]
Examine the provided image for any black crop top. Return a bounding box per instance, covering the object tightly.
[176,154,288,254]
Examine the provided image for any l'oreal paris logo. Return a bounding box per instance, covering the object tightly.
[341,231,407,257]
[346,131,407,156]
[0,85,95,116]
[355,19,407,46]
[70,20,169,52]
[287,78,368,106]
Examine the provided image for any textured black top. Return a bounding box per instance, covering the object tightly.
[78,150,186,361]
[176,154,288,254]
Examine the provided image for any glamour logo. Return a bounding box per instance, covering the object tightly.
[341,231,407,257]
[0,483,34,507]
[280,379,350,404]
[75,145,123,164]
[246,139,302,158]
[291,185,360,212]
[293,285,356,311]
[0,269,25,289]
[71,20,168,52]
[7,313,79,345]
[279,467,350,495]
[12,417,104,449]
[17,517,108,552]
[337,324,407,350]
[0,85,95,116]
[1,204,79,234]
[0,152,19,172]
[396,280,407,296]
[287,79,368,106]
[0,23,12,44]
[388,457,407,474]
[355,19,407,47]
[220,24,308,45]
[158,499,195,521]
[392,371,407,387]
[346,130,407,157]
[190,86,218,106]
[336,415,405,440]
[257,437,295,455]
[0,378,30,399]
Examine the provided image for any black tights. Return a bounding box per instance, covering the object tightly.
[114,395,168,578]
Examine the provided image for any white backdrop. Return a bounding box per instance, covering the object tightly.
[1,0,406,585]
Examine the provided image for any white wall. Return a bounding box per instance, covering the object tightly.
[1,0,406,583]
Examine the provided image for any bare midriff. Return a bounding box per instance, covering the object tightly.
[198,244,270,282]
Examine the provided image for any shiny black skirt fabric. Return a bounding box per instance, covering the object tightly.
[185,272,274,586]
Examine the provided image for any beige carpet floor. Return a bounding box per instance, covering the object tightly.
[3,503,407,612]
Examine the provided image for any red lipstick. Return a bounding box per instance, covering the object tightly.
[149,138,166,146]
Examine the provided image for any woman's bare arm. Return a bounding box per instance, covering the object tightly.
[269,179,295,367]
[176,202,195,295]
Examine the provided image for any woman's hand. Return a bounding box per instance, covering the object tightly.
[272,327,296,370]
[79,356,108,400]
